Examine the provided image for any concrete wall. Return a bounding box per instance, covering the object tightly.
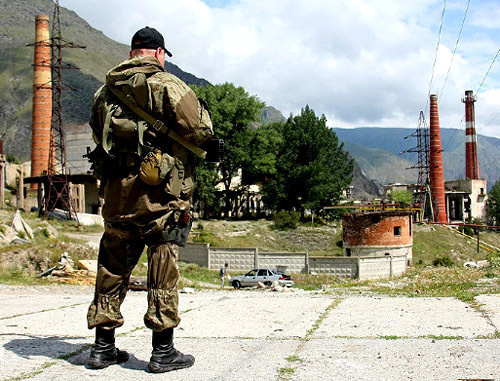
[209,247,257,271]
[179,245,308,273]
[65,123,94,175]
[309,256,358,278]
[179,243,210,267]
[346,244,412,265]
[179,244,408,280]
[358,255,407,280]
[309,254,407,280]
[258,252,308,273]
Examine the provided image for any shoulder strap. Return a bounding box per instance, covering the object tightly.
[108,85,207,159]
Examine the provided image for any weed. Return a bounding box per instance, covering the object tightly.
[272,210,299,230]
[379,335,399,340]
[285,355,302,362]
[279,367,295,375]
[433,255,455,267]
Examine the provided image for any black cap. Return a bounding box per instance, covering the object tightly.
[131,26,172,57]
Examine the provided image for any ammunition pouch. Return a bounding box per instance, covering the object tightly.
[145,211,192,247]
[139,149,185,198]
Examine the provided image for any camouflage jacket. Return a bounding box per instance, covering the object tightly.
[90,56,213,226]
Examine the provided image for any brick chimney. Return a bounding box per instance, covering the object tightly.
[429,94,447,223]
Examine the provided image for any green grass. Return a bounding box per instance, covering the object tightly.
[285,355,302,363]
[279,367,295,375]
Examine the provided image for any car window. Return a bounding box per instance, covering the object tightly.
[246,270,257,276]
[257,269,267,276]
[266,270,273,276]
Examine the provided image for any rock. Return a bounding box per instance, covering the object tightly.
[0,224,18,244]
[257,281,266,288]
[12,210,34,240]
[79,260,98,273]
[39,221,59,238]
[180,287,195,294]
[76,213,104,227]
[464,261,479,268]
[273,285,283,292]
[477,260,489,268]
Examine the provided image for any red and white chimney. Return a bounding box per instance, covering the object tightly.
[462,90,480,179]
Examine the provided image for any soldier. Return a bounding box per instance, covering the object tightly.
[86,26,213,373]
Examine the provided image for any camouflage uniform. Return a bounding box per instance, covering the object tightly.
[87,56,213,332]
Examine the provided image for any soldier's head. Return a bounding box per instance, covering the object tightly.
[130,26,172,66]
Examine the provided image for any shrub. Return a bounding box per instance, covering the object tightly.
[272,210,300,230]
[433,255,455,267]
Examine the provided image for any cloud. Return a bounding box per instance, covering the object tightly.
[65,0,500,138]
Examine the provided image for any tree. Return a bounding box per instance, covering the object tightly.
[263,105,353,215]
[242,121,284,185]
[192,162,220,218]
[487,180,500,226]
[389,189,414,205]
[191,83,265,217]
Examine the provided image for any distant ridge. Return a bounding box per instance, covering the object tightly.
[334,127,500,189]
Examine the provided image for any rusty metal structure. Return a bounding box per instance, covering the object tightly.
[429,94,447,223]
[401,110,430,219]
[49,0,85,174]
[462,90,480,180]
[27,2,85,223]
[30,14,52,182]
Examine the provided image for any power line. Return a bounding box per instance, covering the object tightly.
[476,48,500,94]
[425,0,447,115]
[439,0,471,98]
[443,47,500,146]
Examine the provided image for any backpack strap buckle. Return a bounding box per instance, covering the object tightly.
[152,119,167,134]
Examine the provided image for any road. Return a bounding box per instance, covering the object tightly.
[0,285,499,380]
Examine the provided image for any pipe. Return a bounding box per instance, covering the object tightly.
[429,94,447,223]
[31,14,52,183]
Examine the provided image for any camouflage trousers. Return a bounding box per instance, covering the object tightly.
[87,223,181,332]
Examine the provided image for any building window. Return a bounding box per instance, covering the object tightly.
[480,188,485,195]
[346,248,351,257]
[394,226,401,236]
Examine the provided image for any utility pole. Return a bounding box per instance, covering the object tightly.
[401,111,431,221]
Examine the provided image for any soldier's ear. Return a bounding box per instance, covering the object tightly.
[129,50,133,58]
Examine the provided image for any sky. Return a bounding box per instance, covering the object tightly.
[63,0,500,139]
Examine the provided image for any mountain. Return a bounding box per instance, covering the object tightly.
[350,160,384,199]
[0,0,209,161]
[334,127,500,189]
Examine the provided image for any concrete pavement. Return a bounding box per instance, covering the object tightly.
[0,285,499,380]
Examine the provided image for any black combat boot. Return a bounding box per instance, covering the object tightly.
[147,328,195,373]
[87,327,129,369]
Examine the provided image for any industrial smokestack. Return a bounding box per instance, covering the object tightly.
[31,14,52,181]
[462,90,480,179]
[429,94,447,223]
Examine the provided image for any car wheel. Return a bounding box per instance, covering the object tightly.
[232,280,241,289]
[264,281,272,286]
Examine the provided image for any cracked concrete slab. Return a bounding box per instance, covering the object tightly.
[314,296,495,338]
[27,336,298,381]
[175,292,333,338]
[475,294,500,330]
[0,288,499,381]
[293,338,500,381]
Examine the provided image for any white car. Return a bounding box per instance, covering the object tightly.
[231,268,294,289]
